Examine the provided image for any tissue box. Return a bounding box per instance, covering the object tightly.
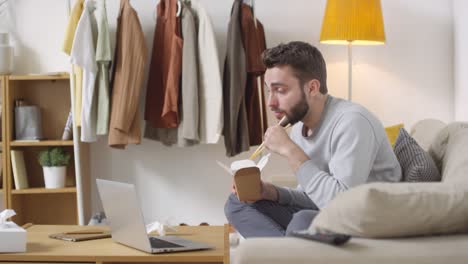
[0,221,26,252]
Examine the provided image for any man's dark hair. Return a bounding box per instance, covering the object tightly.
[262,41,328,94]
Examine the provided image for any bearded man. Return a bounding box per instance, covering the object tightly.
[225,41,402,237]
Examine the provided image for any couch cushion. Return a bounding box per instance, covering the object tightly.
[234,234,468,264]
[429,122,468,171]
[394,128,440,182]
[441,129,468,182]
[410,119,446,151]
[310,182,468,238]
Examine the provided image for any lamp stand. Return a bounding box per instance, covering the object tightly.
[347,41,353,101]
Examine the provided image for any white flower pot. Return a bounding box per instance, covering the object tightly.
[43,166,66,189]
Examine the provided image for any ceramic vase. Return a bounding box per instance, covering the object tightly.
[0,32,13,74]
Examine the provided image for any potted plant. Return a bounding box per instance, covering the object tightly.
[38,147,71,189]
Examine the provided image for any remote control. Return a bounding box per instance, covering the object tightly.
[291,230,351,246]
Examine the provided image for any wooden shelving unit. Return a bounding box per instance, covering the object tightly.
[10,140,74,147]
[8,73,70,81]
[1,74,90,225]
[11,187,77,195]
[0,75,6,211]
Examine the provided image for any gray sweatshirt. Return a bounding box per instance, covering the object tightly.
[276,96,402,209]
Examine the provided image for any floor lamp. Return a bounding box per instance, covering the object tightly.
[320,0,386,101]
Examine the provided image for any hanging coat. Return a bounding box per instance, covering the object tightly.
[108,0,148,149]
[223,0,249,157]
[70,0,98,142]
[145,0,183,129]
[240,3,268,146]
[95,0,112,135]
[62,0,84,127]
[191,0,224,144]
[146,2,200,147]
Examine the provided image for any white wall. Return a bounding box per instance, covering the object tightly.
[453,0,468,121]
[7,0,454,225]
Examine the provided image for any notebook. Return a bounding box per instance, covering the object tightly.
[49,231,111,242]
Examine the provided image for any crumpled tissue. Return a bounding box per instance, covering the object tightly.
[146,221,177,236]
[0,209,16,224]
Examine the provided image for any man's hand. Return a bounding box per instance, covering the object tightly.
[263,125,295,156]
[263,125,310,172]
[260,181,279,201]
[231,180,279,202]
[231,180,237,196]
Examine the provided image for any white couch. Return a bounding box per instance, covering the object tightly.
[233,119,468,264]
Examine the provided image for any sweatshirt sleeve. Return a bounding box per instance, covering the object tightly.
[275,185,319,209]
[282,113,381,209]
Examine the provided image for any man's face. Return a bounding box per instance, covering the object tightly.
[265,66,310,125]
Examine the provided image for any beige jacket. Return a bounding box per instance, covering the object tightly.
[108,0,148,149]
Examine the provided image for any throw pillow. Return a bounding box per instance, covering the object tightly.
[394,128,441,182]
[310,182,468,238]
[385,123,404,147]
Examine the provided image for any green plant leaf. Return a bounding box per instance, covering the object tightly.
[38,147,71,167]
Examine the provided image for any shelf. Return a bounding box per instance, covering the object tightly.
[4,72,88,225]
[11,140,74,147]
[8,73,69,81]
[11,187,76,195]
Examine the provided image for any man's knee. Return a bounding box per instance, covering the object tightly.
[285,210,319,236]
[224,193,243,222]
[293,210,319,221]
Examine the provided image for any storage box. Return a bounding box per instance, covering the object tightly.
[0,221,26,252]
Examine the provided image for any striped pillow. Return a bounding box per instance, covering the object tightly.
[394,128,441,182]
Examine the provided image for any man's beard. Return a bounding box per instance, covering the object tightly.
[286,97,309,125]
[272,96,309,125]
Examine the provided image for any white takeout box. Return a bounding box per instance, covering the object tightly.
[217,154,271,202]
[217,153,271,175]
[0,221,26,252]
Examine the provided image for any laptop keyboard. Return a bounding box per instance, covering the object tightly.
[149,237,184,248]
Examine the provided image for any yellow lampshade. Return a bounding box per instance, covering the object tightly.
[320,0,386,45]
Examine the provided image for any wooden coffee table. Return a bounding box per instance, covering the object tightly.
[0,224,229,264]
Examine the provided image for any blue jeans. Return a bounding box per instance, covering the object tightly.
[224,193,319,238]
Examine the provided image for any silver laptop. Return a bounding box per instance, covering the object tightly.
[96,179,213,253]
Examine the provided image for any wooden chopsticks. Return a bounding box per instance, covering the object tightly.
[249,116,291,160]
